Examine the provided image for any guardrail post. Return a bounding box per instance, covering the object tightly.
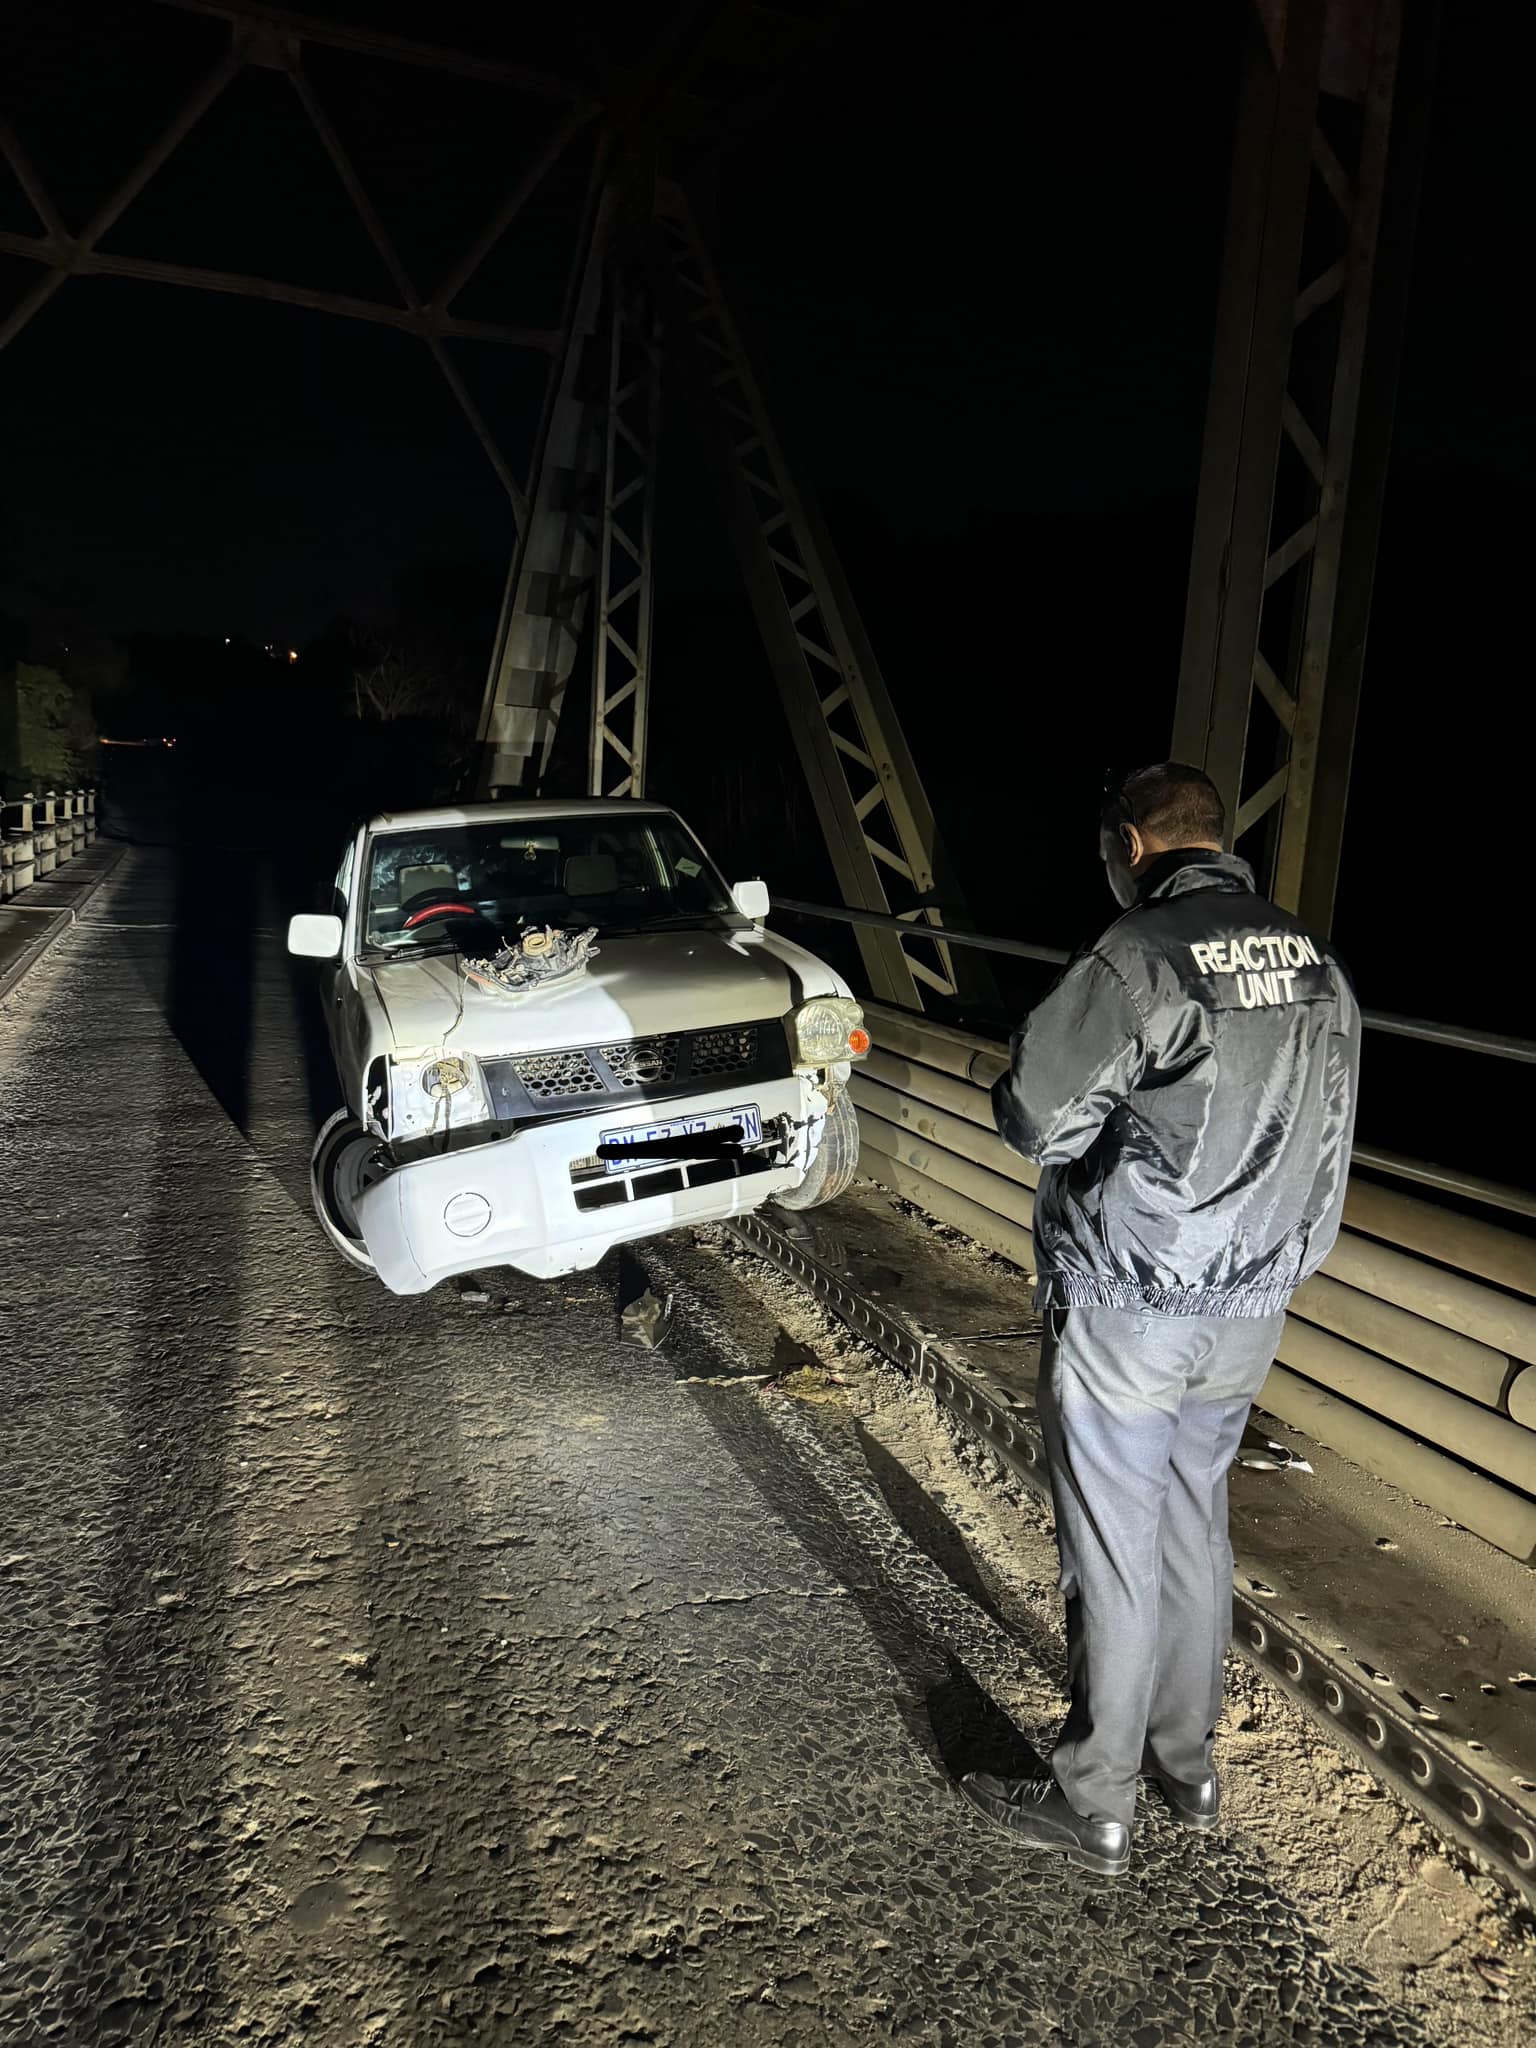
[35,791,57,876]
[3,792,37,896]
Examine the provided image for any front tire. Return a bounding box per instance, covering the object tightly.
[310,1108,387,1271]
[774,1085,860,1211]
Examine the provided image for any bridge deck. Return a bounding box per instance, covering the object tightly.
[0,847,1525,2046]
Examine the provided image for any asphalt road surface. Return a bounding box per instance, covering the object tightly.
[1,846,1445,2047]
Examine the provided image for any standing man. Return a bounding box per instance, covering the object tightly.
[962,762,1359,1877]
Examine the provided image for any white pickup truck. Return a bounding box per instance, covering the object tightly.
[288,799,869,1293]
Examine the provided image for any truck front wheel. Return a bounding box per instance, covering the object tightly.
[775,1085,860,1211]
[311,1109,386,1271]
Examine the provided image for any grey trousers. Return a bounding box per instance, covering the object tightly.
[1037,1302,1286,1828]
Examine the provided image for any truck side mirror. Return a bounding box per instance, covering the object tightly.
[288,912,344,959]
[731,879,770,922]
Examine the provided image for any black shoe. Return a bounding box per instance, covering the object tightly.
[1146,1767,1221,1832]
[958,1772,1131,1876]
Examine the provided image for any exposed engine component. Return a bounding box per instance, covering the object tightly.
[463,925,600,996]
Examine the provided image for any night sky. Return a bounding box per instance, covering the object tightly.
[2,0,1532,1083]
[1,1,1255,643]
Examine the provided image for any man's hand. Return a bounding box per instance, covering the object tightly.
[992,951,1147,1166]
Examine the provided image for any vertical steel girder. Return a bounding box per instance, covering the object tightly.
[652,180,987,1014]
[588,276,661,798]
[1173,0,1431,931]
[474,171,614,796]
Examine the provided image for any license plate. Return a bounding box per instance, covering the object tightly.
[600,1102,763,1173]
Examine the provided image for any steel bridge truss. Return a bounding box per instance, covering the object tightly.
[475,174,985,1011]
[589,264,662,800]
[0,2,601,523]
[473,170,665,804]
[4,0,1434,996]
[474,171,614,796]
[1173,0,1434,932]
[650,181,978,1009]
[3,0,977,1013]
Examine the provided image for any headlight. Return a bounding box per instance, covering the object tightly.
[387,1052,494,1139]
[422,1056,470,1100]
[787,996,870,1069]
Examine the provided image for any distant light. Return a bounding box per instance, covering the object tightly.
[288,649,298,664]
[224,637,231,645]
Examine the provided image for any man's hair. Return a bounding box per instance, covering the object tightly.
[1103,762,1226,848]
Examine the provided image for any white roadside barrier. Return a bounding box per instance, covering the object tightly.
[1,788,96,902]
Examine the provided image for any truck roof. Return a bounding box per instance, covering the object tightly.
[365,798,677,833]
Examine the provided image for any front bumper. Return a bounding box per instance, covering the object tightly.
[355,1074,826,1292]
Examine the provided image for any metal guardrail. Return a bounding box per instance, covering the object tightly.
[1,788,97,902]
[844,997,1536,1568]
[772,895,1536,1066]
[774,894,1536,1221]
[1349,1146,1536,1224]
[1361,1011,1536,1065]
[773,896,1074,968]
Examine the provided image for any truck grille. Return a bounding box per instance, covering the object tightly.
[691,1025,758,1077]
[601,1035,680,1087]
[480,1018,789,1132]
[513,1049,606,1099]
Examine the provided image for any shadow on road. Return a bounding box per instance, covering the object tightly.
[853,1418,1013,1633]
[106,764,338,1149]
[670,1318,1046,1791]
[47,813,250,2037]
[58,767,564,2037]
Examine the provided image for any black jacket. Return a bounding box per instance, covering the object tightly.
[991,849,1360,1317]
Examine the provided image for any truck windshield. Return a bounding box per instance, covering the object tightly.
[360,814,741,952]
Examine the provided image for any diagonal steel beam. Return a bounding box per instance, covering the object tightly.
[287,61,420,310]
[0,229,557,348]
[286,59,528,521]
[420,331,528,523]
[655,179,991,1013]
[0,42,243,351]
[432,105,597,314]
[0,115,66,239]
[153,0,592,103]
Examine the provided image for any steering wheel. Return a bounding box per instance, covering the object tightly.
[400,893,479,930]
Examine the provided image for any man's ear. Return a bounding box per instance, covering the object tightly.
[1122,822,1143,869]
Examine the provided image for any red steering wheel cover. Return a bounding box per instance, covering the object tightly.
[402,901,478,930]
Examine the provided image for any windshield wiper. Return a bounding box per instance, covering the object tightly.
[361,937,460,961]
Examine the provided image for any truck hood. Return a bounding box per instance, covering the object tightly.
[359,926,837,1060]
